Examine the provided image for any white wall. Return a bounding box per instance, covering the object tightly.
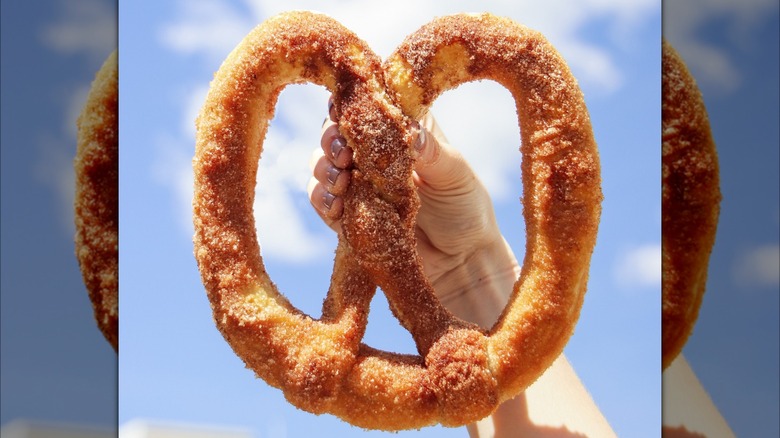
[120,419,252,438]
[1,419,253,438]
[0,420,113,438]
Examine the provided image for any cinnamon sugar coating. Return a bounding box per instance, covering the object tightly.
[194,11,601,429]
[386,13,601,399]
[661,40,720,370]
[75,50,118,351]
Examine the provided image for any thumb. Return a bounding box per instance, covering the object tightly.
[413,114,475,192]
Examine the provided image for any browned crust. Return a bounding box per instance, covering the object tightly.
[386,13,602,402]
[662,40,721,370]
[193,11,601,430]
[75,50,119,352]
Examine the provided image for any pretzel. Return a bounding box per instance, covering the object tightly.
[193,11,601,429]
[75,50,118,351]
[662,40,720,370]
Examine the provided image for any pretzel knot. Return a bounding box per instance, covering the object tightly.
[194,11,601,430]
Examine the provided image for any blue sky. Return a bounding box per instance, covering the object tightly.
[1,0,777,437]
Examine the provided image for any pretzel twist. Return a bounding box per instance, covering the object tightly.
[194,12,601,429]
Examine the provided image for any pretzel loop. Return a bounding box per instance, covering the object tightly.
[194,12,383,412]
[661,41,720,370]
[194,11,602,431]
[385,13,602,397]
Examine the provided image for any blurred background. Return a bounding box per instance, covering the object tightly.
[119,1,660,437]
[1,0,118,434]
[663,0,779,436]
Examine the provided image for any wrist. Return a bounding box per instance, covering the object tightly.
[433,237,521,329]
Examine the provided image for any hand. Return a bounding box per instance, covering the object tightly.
[308,97,518,309]
[308,97,615,438]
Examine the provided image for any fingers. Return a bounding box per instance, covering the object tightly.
[309,96,352,230]
[312,99,478,233]
[307,173,344,232]
[412,113,475,193]
[311,152,351,195]
[321,96,353,169]
[321,123,353,169]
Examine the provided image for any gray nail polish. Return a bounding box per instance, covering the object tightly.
[414,125,426,151]
[328,98,337,122]
[326,166,341,185]
[322,192,336,210]
[331,137,346,160]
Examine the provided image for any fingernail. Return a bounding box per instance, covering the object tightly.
[413,122,427,152]
[322,192,336,211]
[330,136,346,160]
[326,165,341,185]
[328,97,337,122]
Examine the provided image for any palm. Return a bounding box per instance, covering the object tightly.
[413,177,500,290]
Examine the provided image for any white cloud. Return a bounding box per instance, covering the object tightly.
[66,85,92,138]
[151,134,195,238]
[182,85,211,141]
[36,0,116,239]
[664,0,779,94]
[160,0,255,62]
[40,0,116,61]
[34,83,92,238]
[163,0,657,89]
[733,244,780,288]
[159,0,658,263]
[161,84,334,263]
[251,105,333,263]
[34,135,77,236]
[430,80,521,200]
[615,244,662,290]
